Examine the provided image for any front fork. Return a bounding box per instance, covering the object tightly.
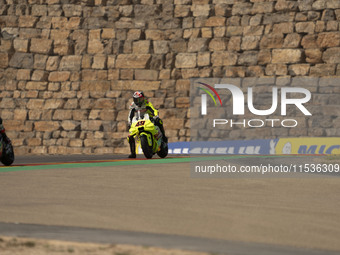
[139,132,153,147]
[128,129,160,154]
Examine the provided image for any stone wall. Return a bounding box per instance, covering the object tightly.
[0,0,339,155]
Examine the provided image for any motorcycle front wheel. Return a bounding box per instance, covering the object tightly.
[140,135,153,159]
[1,143,14,166]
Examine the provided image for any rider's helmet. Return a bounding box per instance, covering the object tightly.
[133,91,145,107]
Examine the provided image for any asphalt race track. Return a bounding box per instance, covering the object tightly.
[0,154,340,255]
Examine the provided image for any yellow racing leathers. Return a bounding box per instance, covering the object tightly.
[127,99,167,158]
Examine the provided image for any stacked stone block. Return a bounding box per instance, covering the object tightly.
[0,0,339,155]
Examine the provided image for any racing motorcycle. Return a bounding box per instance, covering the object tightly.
[128,110,168,159]
[0,136,14,166]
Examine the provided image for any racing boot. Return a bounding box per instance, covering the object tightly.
[154,117,168,143]
[128,136,136,158]
[159,123,168,143]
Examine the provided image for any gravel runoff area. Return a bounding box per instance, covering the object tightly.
[0,236,209,255]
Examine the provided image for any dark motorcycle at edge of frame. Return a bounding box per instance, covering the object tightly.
[0,136,14,166]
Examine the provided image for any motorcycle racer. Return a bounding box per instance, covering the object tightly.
[127,91,167,158]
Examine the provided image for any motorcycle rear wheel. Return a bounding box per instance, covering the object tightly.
[140,135,153,159]
[157,141,168,158]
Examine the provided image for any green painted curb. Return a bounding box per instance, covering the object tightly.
[0,155,287,173]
